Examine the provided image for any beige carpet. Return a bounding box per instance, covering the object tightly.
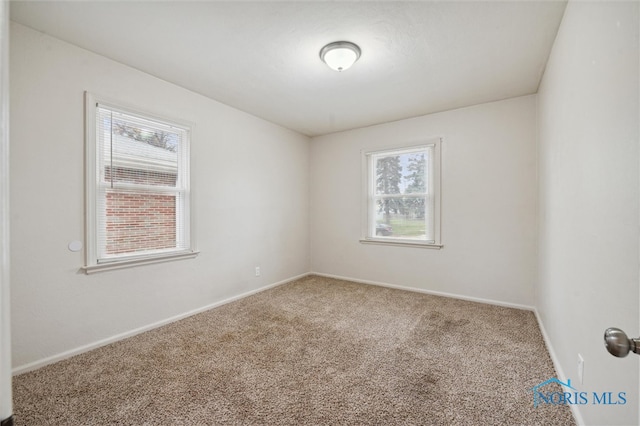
[13,275,574,425]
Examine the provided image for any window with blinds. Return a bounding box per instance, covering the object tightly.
[84,93,195,272]
[361,139,442,248]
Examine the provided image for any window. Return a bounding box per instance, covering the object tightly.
[361,139,442,248]
[84,93,197,273]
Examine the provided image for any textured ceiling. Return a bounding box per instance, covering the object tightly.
[10,1,567,136]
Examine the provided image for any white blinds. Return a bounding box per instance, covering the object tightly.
[94,104,190,261]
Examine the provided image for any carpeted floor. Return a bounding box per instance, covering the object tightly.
[13,275,575,425]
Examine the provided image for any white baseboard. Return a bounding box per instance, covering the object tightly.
[310,271,535,311]
[12,272,311,376]
[534,309,585,426]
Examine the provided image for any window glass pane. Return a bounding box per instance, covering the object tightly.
[104,190,177,256]
[99,108,180,188]
[375,151,426,196]
[375,196,429,240]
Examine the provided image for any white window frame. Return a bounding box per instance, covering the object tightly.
[360,138,442,249]
[83,92,198,274]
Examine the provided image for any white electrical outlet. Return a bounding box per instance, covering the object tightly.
[255,266,261,277]
[578,354,584,384]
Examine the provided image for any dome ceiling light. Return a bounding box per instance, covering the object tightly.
[319,41,361,72]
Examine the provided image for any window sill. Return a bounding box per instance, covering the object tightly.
[359,239,443,249]
[82,250,199,274]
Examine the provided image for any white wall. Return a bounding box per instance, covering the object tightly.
[310,95,538,307]
[537,1,639,425]
[9,22,310,370]
[1,1,12,422]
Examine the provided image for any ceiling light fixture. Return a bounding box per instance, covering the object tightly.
[320,41,361,72]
